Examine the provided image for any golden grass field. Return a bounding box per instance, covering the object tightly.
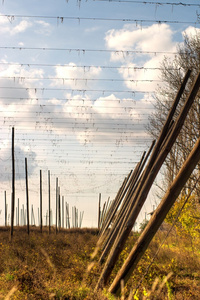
[0,226,200,299]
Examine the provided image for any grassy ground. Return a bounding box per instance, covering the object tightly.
[0,226,200,299]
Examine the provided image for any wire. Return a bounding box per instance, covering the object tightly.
[1,14,198,25]
[0,46,180,55]
[0,96,155,104]
[0,86,155,93]
[0,62,181,71]
[92,0,200,7]
[0,76,163,83]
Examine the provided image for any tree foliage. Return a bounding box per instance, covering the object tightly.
[165,194,200,239]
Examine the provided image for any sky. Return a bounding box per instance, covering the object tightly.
[0,0,199,228]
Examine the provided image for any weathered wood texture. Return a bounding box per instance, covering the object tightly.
[96,70,200,289]
[109,137,200,294]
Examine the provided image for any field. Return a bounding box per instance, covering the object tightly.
[0,227,200,299]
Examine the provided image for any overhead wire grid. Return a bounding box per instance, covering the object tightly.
[0,0,199,226]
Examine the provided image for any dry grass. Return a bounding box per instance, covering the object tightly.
[0,227,200,299]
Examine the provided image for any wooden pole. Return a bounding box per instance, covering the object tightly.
[98,193,101,229]
[10,127,15,239]
[99,144,154,263]
[40,170,42,233]
[66,203,70,229]
[22,204,25,226]
[48,170,51,234]
[109,138,200,295]
[99,202,106,229]
[101,197,110,229]
[56,178,58,234]
[62,196,64,228]
[96,70,200,289]
[58,188,61,230]
[99,174,130,237]
[5,191,7,226]
[37,207,39,227]
[25,158,30,235]
[17,198,19,226]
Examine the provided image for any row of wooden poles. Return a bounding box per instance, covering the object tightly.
[4,190,83,229]
[89,70,200,296]
[9,130,84,238]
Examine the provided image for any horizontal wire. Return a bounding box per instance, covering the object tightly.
[0,108,153,113]
[0,86,154,93]
[0,127,152,137]
[0,138,151,143]
[1,14,198,25]
[0,96,155,103]
[0,76,163,83]
[0,46,180,55]
[91,0,200,7]
[0,62,181,71]
[1,117,150,122]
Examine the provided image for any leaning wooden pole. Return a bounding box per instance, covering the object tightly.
[99,144,154,263]
[99,172,131,238]
[10,127,15,239]
[109,138,200,295]
[96,70,199,289]
[25,158,30,235]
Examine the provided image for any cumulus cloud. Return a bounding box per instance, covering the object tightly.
[0,61,45,104]
[105,23,176,55]
[58,93,152,144]
[52,63,102,89]
[0,144,37,182]
[34,20,52,36]
[105,24,178,91]
[0,16,51,37]
[10,20,32,35]
[0,16,32,35]
[105,23,177,66]
[183,26,200,38]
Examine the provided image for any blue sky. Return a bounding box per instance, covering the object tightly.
[0,0,199,227]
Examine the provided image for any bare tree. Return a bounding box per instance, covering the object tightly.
[148,30,200,202]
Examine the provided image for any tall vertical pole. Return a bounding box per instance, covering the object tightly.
[5,191,7,226]
[56,178,58,234]
[37,207,39,227]
[40,170,42,233]
[98,193,101,229]
[17,198,19,226]
[62,196,64,228]
[22,204,25,226]
[58,188,61,230]
[25,158,30,235]
[48,170,51,234]
[10,127,15,239]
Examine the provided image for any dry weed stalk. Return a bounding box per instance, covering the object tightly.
[4,286,18,300]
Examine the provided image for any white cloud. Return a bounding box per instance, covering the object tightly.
[10,20,32,35]
[52,63,102,89]
[105,24,177,62]
[183,26,200,38]
[104,24,178,91]
[84,26,101,33]
[0,144,37,182]
[34,20,52,36]
[0,16,32,35]
[58,93,152,144]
